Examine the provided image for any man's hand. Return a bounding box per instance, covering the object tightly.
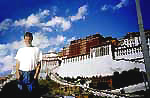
[34,74,38,79]
[16,71,20,80]
[34,62,41,79]
[16,60,20,80]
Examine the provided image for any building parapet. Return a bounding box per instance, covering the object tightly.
[62,44,112,64]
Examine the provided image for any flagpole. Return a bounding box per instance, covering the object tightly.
[135,0,150,89]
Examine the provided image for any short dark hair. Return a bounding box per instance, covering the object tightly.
[24,32,33,40]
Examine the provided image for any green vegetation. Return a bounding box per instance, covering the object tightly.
[38,79,60,96]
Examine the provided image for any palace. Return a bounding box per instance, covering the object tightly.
[41,31,150,78]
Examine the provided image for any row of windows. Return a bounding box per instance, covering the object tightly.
[63,45,110,64]
[122,37,150,47]
[42,61,59,66]
[122,37,141,47]
[63,54,91,64]
[115,47,142,56]
[95,46,109,57]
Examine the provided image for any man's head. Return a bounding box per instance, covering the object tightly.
[24,32,33,47]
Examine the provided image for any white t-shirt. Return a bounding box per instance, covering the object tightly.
[15,46,42,71]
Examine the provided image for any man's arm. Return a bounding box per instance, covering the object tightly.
[34,62,41,79]
[16,60,20,80]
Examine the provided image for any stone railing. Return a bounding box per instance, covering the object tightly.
[113,45,144,60]
[62,45,111,64]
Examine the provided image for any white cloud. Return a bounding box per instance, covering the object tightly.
[101,5,109,11]
[26,14,39,26]
[70,5,88,21]
[0,37,25,73]
[62,20,71,31]
[48,46,64,53]
[56,35,66,45]
[66,36,76,44]
[0,44,9,56]
[40,9,50,16]
[42,27,53,32]
[14,19,26,26]
[113,0,127,10]
[48,47,57,52]
[2,5,87,34]
[48,36,75,53]
[14,9,72,32]
[0,55,15,72]
[15,14,40,27]
[0,4,89,36]
[45,16,71,31]
[0,40,24,57]
[49,35,66,46]
[101,0,128,11]
[26,15,40,26]
[0,19,13,31]
[32,32,51,49]
[10,40,24,50]
[14,9,51,28]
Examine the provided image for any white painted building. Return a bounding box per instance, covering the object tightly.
[55,31,150,78]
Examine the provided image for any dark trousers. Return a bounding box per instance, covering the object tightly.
[17,70,39,97]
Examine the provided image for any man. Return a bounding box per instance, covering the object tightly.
[15,32,42,97]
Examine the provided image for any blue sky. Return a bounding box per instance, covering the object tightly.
[0,0,150,76]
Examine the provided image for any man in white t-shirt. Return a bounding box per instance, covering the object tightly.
[15,32,42,97]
